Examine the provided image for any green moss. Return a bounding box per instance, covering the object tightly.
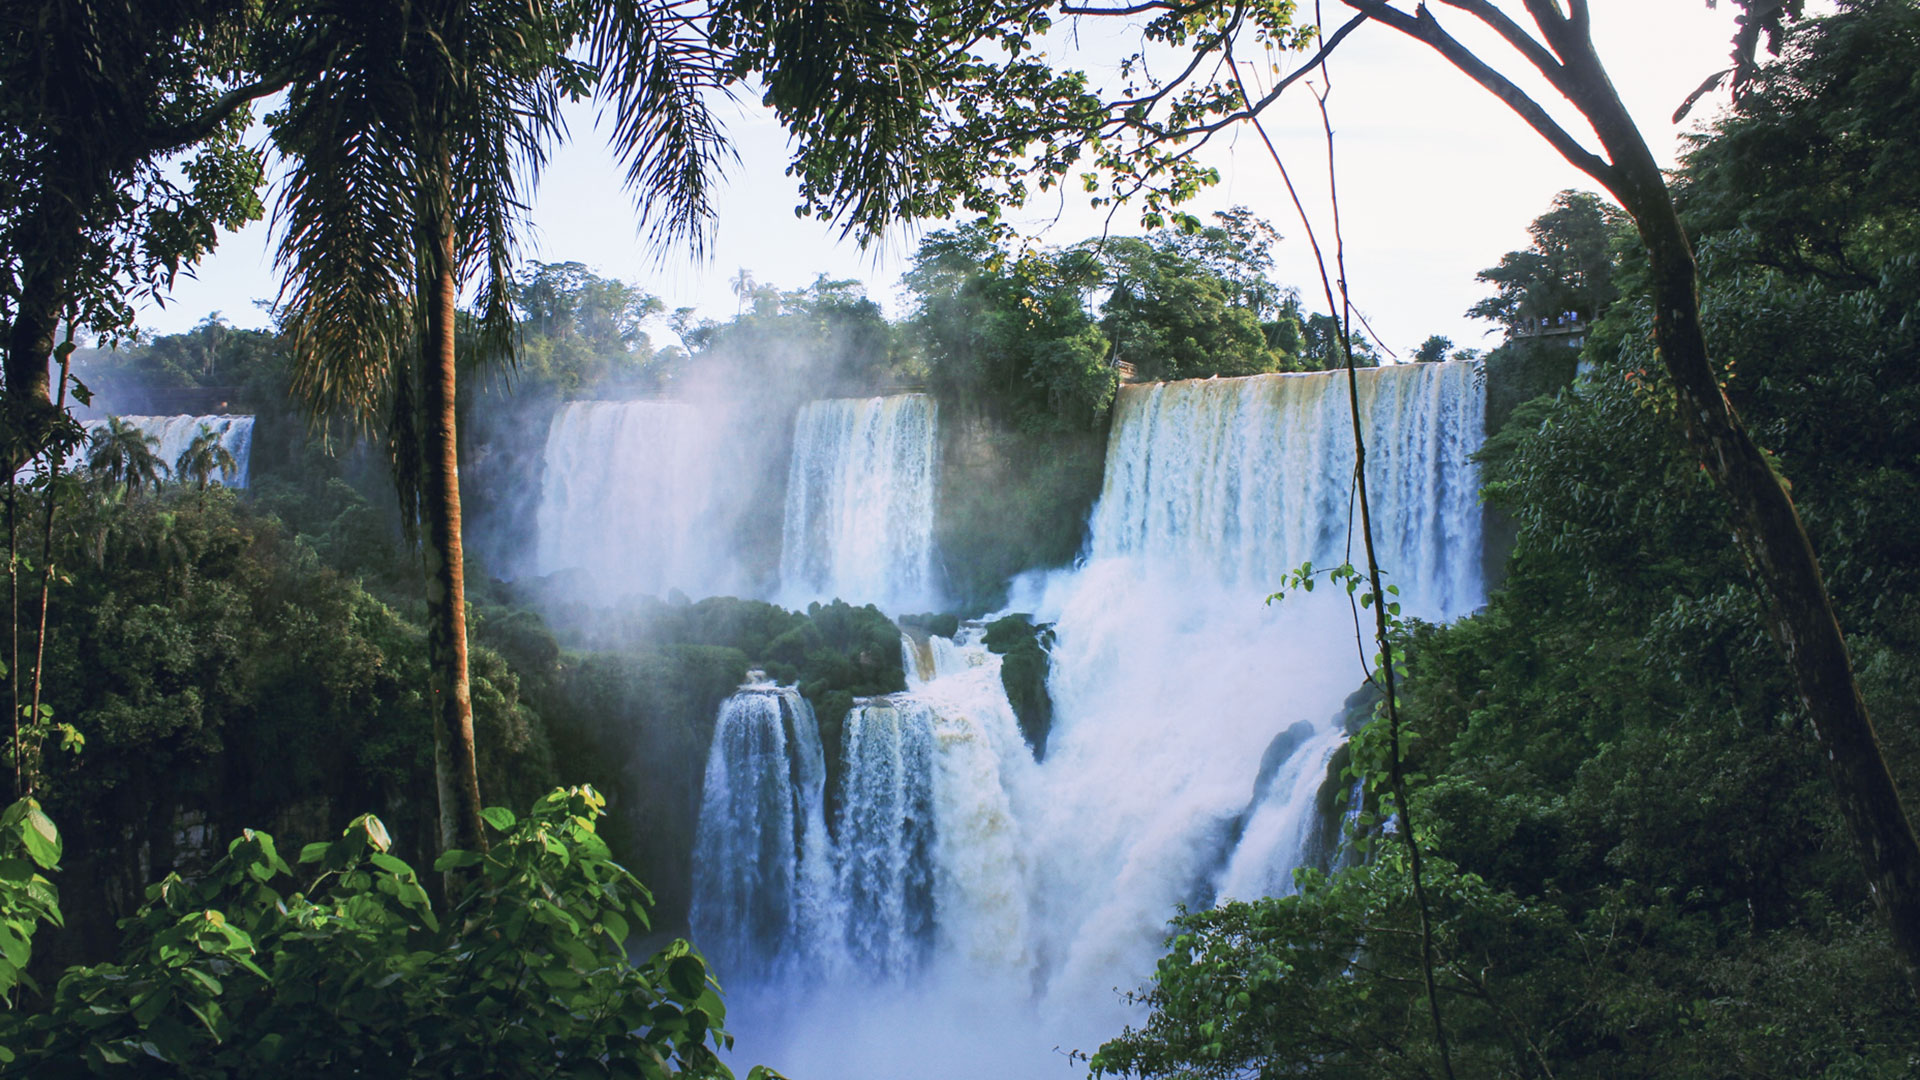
[934,407,1106,613]
[983,614,1055,758]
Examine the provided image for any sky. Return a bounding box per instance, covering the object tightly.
[138,0,1741,359]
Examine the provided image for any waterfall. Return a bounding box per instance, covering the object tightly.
[127,415,256,488]
[1024,362,1484,1019]
[690,682,832,978]
[693,629,1037,992]
[1214,726,1349,900]
[17,414,256,487]
[533,400,745,600]
[779,394,939,613]
[694,362,1485,1078]
[832,698,937,975]
[1089,360,1484,618]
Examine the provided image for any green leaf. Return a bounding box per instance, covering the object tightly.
[370,852,416,878]
[667,954,707,999]
[433,849,484,872]
[21,806,60,869]
[481,806,517,831]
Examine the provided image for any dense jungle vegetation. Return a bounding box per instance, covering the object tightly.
[1095,3,1920,1076]
[0,0,1915,1074]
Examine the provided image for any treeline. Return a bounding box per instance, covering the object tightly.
[85,208,1423,439]
[1097,3,1920,1077]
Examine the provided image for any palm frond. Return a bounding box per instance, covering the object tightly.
[590,0,734,256]
[269,2,422,431]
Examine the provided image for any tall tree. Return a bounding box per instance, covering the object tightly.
[0,1,292,473]
[174,424,239,491]
[1468,189,1621,331]
[270,0,727,855]
[86,419,169,497]
[1338,0,1920,988]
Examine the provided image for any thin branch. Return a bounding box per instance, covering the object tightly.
[1239,14,1369,120]
[7,468,17,801]
[1340,0,1619,190]
[1108,3,1249,113]
[1434,0,1564,79]
[1060,0,1201,15]
[26,316,75,799]
[141,71,298,154]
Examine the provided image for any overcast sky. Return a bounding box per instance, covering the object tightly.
[139,0,1740,358]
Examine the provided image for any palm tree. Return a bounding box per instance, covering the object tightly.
[86,418,169,497]
[174,424,239,491]
[269,0,727,855]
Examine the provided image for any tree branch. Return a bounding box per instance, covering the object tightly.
[1340,0,1619,191]
[141,71,296,155]
[1059,0,1193,14]
[1433,0,1564,79]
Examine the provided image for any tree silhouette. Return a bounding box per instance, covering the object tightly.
[174,424,239,490]
[86,419,169,497]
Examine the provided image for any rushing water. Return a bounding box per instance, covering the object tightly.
[534,400,749,599]
[692,364,1485,1078]
[778,394,940,613]
[690,683,833,980]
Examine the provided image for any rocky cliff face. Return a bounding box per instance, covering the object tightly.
[932,397,1108,614]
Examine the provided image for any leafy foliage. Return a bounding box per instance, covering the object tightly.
[3,787,773,1079]
[1098,7,1920,1075]
[0,800,62,1013]
[1467,190,1622,331]
[23,483,554,959]
[503,261,674,397]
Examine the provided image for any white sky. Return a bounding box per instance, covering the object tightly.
[138,0,1738,358]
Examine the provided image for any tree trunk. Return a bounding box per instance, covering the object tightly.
[421,217,487,857]
[1537,21,1920,988]
[2,238,75,476]
[1340,0,1920,988]
[1353,1,1920,985]
[1611,152,1920,984]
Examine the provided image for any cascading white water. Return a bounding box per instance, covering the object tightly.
[18,414,256,487]
[1089,360,1483,617]
[831,698,937,974]
[690,682,832,979]
[1214,725,1350,901]
[534,400,746,599]
[698,362,1486,1078]
[127,415,256,488]
[779,394,939,613]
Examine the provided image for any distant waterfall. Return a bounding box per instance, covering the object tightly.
[690,683,832,978]
[779,395,939,613]
[23,414,256,488]
[1024,361,1485,1028]
[693,629,1036,991]
[534,401,743,600]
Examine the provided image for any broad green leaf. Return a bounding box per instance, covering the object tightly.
[21,806,60,869]
[433,849,484,871]
[667,954,706,999]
